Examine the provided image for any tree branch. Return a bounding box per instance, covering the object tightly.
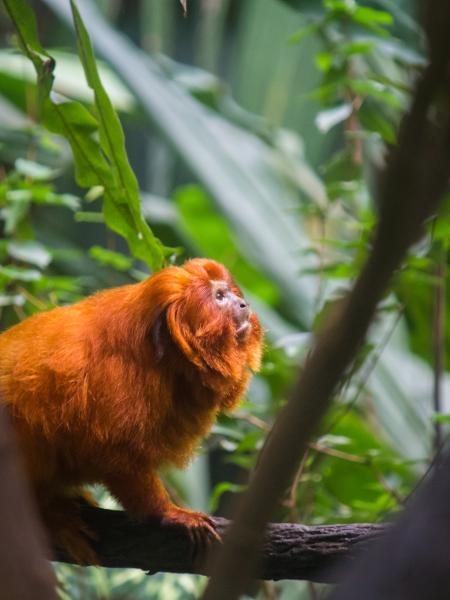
[54,505,384,583]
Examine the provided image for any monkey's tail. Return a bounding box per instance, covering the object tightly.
[37,489,99,566]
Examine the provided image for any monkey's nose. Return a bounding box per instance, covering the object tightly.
[235,298,250,321]
[230,294,250,323]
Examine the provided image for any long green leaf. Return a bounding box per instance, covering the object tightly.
[4,0,168,271]
[69,0,168,270]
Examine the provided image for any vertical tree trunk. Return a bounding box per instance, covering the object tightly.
[0,406,57,600]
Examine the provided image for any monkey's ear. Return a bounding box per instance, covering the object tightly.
[149,312,168,362]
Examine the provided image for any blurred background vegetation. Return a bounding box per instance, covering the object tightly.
[0,0,449,598]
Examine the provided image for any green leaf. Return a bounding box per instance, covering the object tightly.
[75,211,104,223]
[375,0,420,35]
[0,294,26,307]
[85,185,104,202]
[0,49,135,112]
[15,158,56,181]
[289,21,321,45]
[315,103,352,133]
[353,6,393,26]
[318,434,352,447]
[0,196,30,234]
[34,275,83,294]
[324,0,355,14]
[0,265,42,282]
[315,51,333,72]
[350,7,393,36]
[7,240,52,268]
[341,40,375,57]
[433,216,450,242]
[349,79,402,109]
[359,102,396,144]
[375,39,425,67]
[433,413,450,423]
[46,193,81,210]
[89,245,133,271]
[433,413,450,424]
[302,261,356,279]
[69,0,169,270]
[209,482,246,513]
[4,189,32,202]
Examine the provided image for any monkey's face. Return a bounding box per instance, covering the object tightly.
[177,259,258,344]
[210,279,250,337]
[150,258,262,375]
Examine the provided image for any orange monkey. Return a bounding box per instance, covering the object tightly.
[0,258,262,561]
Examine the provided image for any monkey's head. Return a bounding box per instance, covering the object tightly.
[144,258,262,378]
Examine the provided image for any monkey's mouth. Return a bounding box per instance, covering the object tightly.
[236,319,250,337]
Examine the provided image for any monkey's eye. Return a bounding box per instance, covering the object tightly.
[215,289,227,303]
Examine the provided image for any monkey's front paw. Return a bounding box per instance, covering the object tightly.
[162,506,220,558]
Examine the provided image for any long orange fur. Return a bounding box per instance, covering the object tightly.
[0,258,262,561]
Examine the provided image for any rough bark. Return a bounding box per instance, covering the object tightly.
[54,505,384,583]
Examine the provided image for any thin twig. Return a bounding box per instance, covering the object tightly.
[309,442,367,464]
[235,412,270,432]
[370,463,405,506]
[432,242,446,451]
[283,449,309,522]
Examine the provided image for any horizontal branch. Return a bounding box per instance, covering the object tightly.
[54,506,385,582]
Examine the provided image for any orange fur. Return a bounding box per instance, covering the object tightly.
[0,259,262,560]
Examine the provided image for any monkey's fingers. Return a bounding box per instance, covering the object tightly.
[190,517,220,546]
[188,520,220,564]
[162,507,221,561]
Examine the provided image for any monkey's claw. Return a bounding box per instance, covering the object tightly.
[162,506,221,560]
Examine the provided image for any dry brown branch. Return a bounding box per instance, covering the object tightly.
[54,505,384,583]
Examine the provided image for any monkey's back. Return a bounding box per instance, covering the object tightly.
[1,305,89,410]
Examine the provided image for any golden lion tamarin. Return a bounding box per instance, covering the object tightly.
[0,258,262,561]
